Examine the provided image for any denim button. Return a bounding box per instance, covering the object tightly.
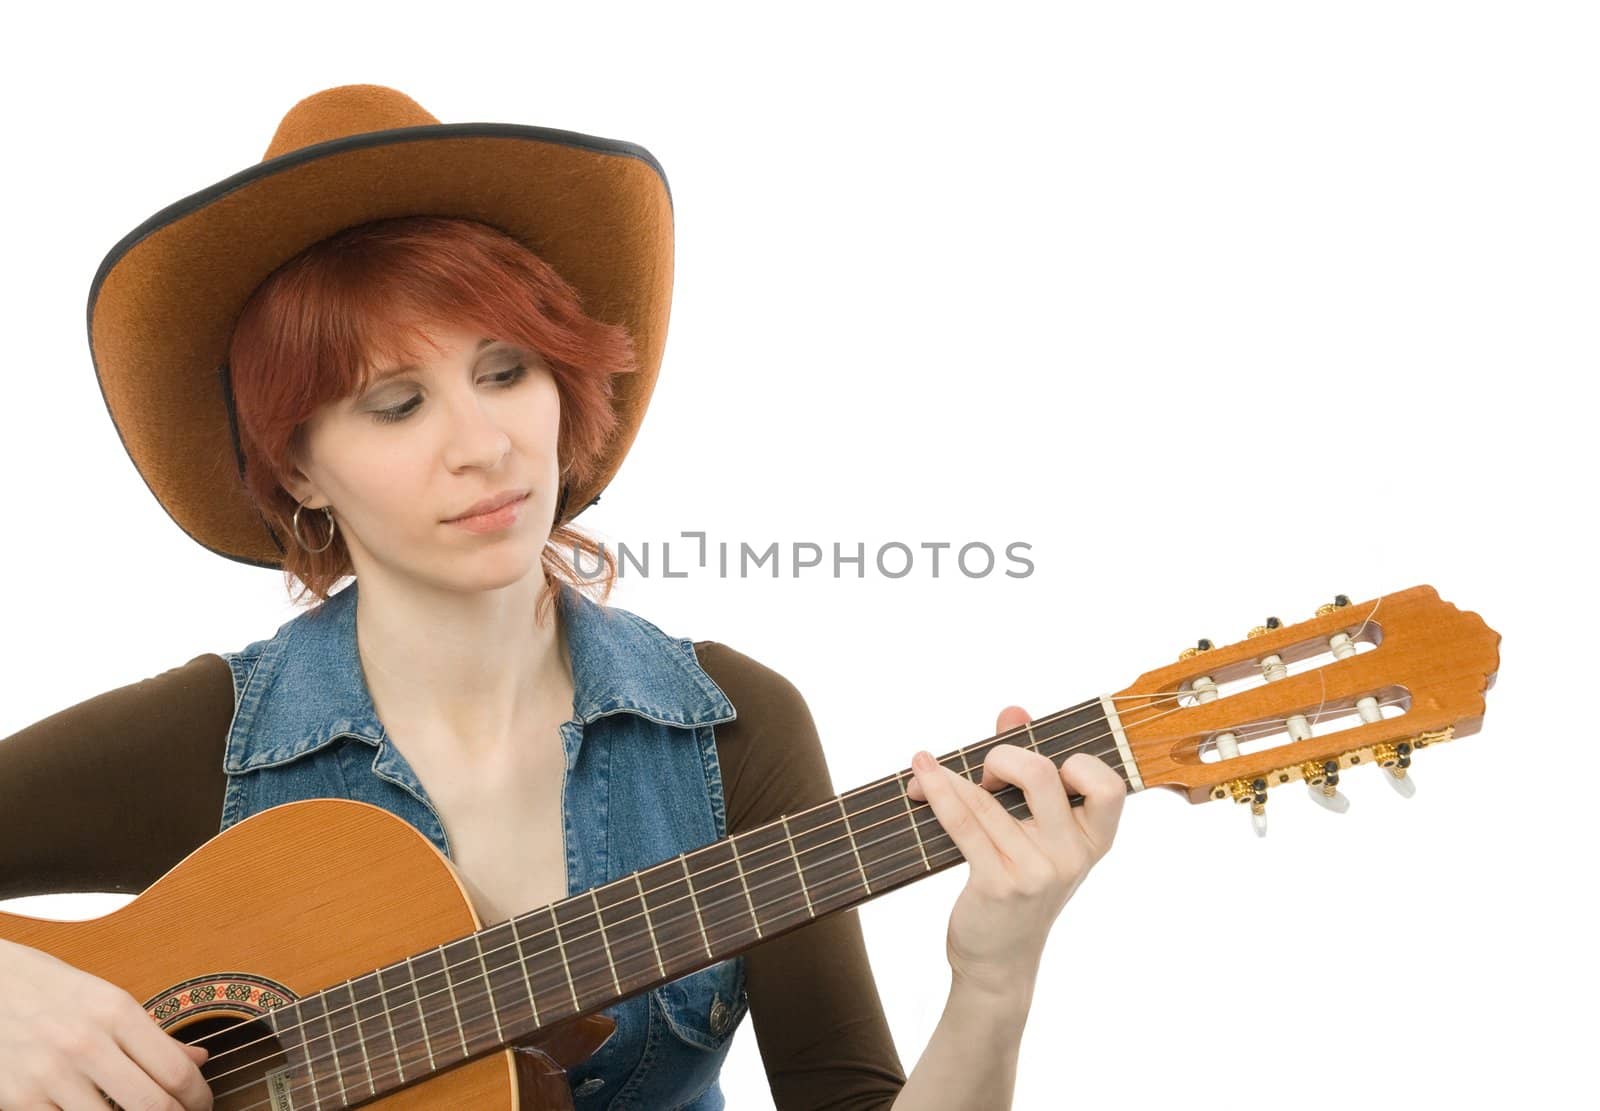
[708,993,731,1035]
[575,1077,605,1095]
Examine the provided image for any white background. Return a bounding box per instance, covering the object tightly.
[2,2,1594,1108]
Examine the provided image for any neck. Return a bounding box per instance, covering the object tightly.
[266,696,1134,1105]
[351,571,572,758]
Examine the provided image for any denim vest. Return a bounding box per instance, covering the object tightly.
[218,579,749,1110]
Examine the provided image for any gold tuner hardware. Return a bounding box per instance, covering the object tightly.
[1246,616,1283,639]
[1227,777,1270,837]
[1412,726,1453,749]
[1315,593,1353,617]
[1301,759,1350,814]
[1371,741,1418,799]
[1178,638,1214,661]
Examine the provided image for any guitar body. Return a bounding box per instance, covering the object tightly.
[0,798,613,1109]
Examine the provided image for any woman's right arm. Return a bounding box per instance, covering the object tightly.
[0,652,236,1109]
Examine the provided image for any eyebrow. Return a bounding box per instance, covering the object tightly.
[368,336,498,383]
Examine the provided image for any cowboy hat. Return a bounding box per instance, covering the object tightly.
[86,83,674,568]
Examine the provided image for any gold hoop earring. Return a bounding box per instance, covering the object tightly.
[291,503,337,554]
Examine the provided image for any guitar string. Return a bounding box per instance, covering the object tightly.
[199,672,1373,1102]
[192,665,1344,1062]
[220,728,1123,1110]
[196,690,1193,1100]
[197,650,1370,1101]
[207,663,1366,1080]
[217,679,1388,1111]
[187,598,1384,1096]
[227,680,1390,1111]
[202,679,1390,1104]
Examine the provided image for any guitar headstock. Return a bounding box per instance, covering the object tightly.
[1111,585,1500,834]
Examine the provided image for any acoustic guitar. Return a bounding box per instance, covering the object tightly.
[0,584,1500,1109]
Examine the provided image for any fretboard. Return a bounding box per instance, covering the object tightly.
[269,696,1129,1105]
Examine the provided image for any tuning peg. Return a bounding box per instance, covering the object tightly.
[1372,742,1417,797]
[1178,637,1214,662]
[1301,760,1351,814]
[1246,616,1283,639]
[1227,777,1270,836]
[1249,778,1268,835]
[1315,594,1353,617]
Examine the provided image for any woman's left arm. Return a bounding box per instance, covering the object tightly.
[893,706,1128,1110]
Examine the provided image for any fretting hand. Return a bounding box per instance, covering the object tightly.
[905,706,1127,1001]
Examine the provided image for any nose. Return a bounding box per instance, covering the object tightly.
[440,388,512,473]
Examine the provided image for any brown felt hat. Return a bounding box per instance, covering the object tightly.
[86,83,674,569]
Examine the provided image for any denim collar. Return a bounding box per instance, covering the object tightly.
[223,578,735,773]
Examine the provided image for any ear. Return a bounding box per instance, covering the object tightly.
[278,439,331,511]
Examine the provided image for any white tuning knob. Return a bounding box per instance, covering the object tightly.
[1300,760,1350,815]
[1376,742,1417,798]
[1307,783,1351,813]
[1383,769,1418,798]
[1251,807,1268,837]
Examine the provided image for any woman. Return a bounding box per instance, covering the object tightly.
[0,85,1125,1110]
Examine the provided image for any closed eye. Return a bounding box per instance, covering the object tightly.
[372,364,528,425]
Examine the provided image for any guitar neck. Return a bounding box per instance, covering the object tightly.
[274,695,1133,1100]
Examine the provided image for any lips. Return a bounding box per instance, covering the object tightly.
[446,490,529,522]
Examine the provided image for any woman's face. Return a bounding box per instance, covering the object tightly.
[283,323,563,596]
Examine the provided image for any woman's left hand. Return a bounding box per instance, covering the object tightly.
[905,706,1127,1002]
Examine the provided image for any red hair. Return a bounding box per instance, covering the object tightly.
[226,215,626,618]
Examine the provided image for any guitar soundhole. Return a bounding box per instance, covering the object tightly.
[177,1014,290,1111]
[142,973,301,1109]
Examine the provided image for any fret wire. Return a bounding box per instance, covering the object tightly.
[403,955,437,1072]
[589,889,623,996]
[962,732,1010,781]
[778,815,816,917]
[545,904,581,1012]
[482,922,543,1041]
[680,856,714,958]
[329,985,352,1103]
[688,840,759,953]
[899,777,931,869]
[374,964,409,1085]
[471,934,505,1044]
[434,729,1119,1051]
[733,820,812,937]
[296,989,333,1107]
[278,729,1113,1094]
[357,969,402,1091]
[639,860,701,972]
[438,942,469,1057]
[231,723,1128,1107]
[201,700,1134,1097]
[553,896,621,1012]
[635,871,668,976]
[521,906,577,1022]
[592,877,663,996]
[262,764,1093,1111]
[786,798,870,914]
[728,834,763,938]
[343,978,376,1098]
[480,697,1113,998]
[836,797,872,894]
[493,770,1074,1030]
[507,914,541,1028]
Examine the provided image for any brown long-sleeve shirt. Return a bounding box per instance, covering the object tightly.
[0,641,907,1109]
